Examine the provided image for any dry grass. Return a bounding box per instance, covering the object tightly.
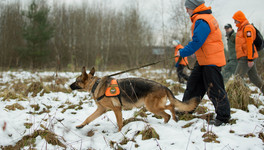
[5,103,25,111]
[24,123,33,129]
[41,75,69,85]
[0,129,66,149]
[61,102,83,113]
[259,132,264,143]
[123,118,147,126]
[194,106,208,114]
[182,122,194,128]
[0,89,20,101]
[137,126,160,140]
[202,131,220,143]
[45,84,71,93]
[133,107,147,118]
[25,82,48,97]
[225,76,252,111]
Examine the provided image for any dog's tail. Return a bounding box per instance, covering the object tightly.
[166,87,201,112]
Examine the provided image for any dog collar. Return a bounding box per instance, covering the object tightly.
[91,79,100,94]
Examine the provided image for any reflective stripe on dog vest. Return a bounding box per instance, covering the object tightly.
[105,79,120,96]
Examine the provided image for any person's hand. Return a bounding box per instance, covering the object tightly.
[248,61,254,68]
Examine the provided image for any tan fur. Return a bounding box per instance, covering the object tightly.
[70,67,200,131]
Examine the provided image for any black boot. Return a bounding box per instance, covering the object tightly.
[209,119,228,126]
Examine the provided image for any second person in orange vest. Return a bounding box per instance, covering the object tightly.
[172,40,189,83]
[232,10,264,93]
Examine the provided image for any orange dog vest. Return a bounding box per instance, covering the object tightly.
[105,79,120,96]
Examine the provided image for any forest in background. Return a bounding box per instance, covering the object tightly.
[0,0,193,72]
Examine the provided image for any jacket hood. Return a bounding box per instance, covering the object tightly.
[232,10,247,22]
[233,11,248,28]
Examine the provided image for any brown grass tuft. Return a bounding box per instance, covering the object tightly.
[45,84,71,93]
[202,131,220,143]
[5,103,25,110]
[0,89,20,101]
[134,107,147,118]
[25,82,49,97]
[123,118,147,126]
[24,123,33,129]
[258,132,264,143]
[138,126,160,140]
[226,76,252,111]
[182,122,194,128]
[194,106,208,114]
[0,129,66,149]
[178,113,196,121]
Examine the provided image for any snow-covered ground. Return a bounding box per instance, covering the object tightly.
[0,69,263,150]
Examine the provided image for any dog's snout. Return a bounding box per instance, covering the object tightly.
[70,82,82,90]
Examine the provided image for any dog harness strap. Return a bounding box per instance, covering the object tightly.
[117,95,122,106]
[91,79,100,94]
[96,94,105,101]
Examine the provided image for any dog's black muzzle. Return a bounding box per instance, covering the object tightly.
[70,82,82,90]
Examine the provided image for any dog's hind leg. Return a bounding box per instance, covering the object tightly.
[145,95,171,123]
[155,110,171,123]
[165,104,178,122]
[146,105,171,123]
[112,107,123,131]
[76,104,106,129]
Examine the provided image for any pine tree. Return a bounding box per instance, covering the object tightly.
[20,0,54,69]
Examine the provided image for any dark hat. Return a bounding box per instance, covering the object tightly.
[185,0,205,10]
[224,24,232,29]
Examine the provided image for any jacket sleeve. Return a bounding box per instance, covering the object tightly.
[244,26,255,61]
[179,19,211,57]
[230,32,236,44]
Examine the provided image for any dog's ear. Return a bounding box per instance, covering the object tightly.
[89,67,95,76]
[82,66,88,80]
[82,66,87,75]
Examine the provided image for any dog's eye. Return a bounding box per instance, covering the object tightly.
[76,79,82,82]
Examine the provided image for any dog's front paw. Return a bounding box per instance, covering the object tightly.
[76,124,85,129]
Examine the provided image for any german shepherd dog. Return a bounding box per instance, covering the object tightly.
[70,67,200,131]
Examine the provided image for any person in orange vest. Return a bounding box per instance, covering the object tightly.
[176,0,230,126]
[232,10,264,93]
[172,40,189,83]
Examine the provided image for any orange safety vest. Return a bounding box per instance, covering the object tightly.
[105,79,120,96]
[235,20,258,60]
[190,4,226,67]
[175,44,188,65]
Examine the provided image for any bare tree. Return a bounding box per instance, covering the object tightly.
[0,2,23,69]
[169,0,192,45]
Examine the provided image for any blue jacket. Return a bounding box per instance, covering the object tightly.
[179,20,211,57]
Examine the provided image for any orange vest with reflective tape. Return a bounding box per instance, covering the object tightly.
[190,4,226,67]
[105,79,120,96]
[175,44,188,65]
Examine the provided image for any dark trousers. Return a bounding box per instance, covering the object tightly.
[177,64,189,82]
[182,62,230,122]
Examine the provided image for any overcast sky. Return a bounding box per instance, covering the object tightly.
[6,0,263,31]
[59,0,264,31]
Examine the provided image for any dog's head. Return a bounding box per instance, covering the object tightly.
[70,67,95,91]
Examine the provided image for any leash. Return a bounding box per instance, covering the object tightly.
[108,55,192,77]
